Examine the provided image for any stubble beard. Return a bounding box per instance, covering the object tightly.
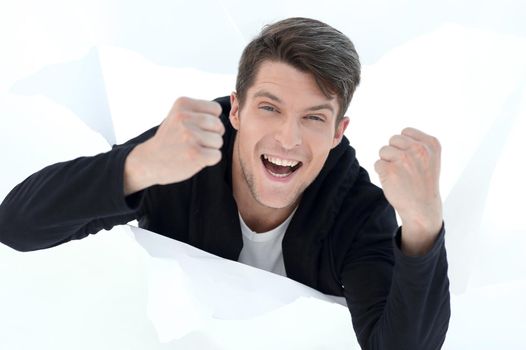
[237,143,304,210]
[238,145,270,209]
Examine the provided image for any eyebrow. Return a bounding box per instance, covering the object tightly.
[253,90,335,114]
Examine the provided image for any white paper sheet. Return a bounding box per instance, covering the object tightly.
[126,225,357,347]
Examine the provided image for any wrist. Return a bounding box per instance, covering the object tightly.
[123,142,156,196]
[400,218,443,256]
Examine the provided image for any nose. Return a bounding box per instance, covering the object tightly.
[274,117,302,150]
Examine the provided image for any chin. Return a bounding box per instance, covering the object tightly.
[255,190,299,210]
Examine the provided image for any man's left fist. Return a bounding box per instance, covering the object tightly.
[374,127,443,243]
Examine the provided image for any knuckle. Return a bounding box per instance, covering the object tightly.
[199,149,216,165]
[430,136,441,150]
[186,143,200,160]
[401,151,411,164]
[181,127,195,143]
[211,116,222,129]
[179,111,193,124]
[174,96,191,108]
[170,109,190,124]
[411,142,429,157]
[206,116,224,134]
[209,101,222,116]
[204,114,215,128]
[215,121,225,135]
[213,133,224,147]
[210,149,222,164]
[218,122,226,135]
[374,159,387,175]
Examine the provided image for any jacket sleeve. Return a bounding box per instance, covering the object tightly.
[0,127,158,252]
[342,201,450,350]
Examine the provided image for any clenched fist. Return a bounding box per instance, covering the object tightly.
[124,97,225,195]
[374,127,443,255]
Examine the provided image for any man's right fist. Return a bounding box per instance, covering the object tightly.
[123,97,225,195]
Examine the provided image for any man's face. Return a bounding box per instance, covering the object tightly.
[229,60,349,210]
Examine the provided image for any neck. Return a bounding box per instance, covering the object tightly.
[237,198,297,233]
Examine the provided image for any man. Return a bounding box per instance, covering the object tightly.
[0,17,450,349]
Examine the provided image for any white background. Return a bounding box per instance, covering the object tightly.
[0,0,525,348]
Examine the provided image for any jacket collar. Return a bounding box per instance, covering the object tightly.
[197,96,361,287]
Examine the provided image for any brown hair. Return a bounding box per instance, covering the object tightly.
[235,17,361,123]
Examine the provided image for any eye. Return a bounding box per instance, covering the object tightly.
[260,105,277,113]
[305,115,325,122]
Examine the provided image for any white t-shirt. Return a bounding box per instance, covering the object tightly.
[237,209,296,277]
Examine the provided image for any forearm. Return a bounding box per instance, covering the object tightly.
[400,218,443,256]
[343,204,450,350]
[0,145,141,252]
[364,225,450,350]
[123,141,157,196]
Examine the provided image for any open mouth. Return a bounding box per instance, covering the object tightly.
[261,154,303,178]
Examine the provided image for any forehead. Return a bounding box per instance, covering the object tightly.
[247,61,337,110]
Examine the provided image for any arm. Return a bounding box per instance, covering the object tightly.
[0,128,157,252]
[343,127,449,348]
[0,97,225,252]
[375,127,443,257]
[342,201,450,349]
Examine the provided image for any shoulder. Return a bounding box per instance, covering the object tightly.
[214,96,232,127]
[214,95,231,113]
[339,168,394,230]
[329,166,397,257]
[345,168,392,221]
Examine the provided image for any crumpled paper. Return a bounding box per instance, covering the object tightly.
[126,225,359,349]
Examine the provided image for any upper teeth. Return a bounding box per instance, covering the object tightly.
[263,154,299,167]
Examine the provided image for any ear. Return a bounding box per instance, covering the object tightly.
[332,116,350,148]
[229,92,240,130]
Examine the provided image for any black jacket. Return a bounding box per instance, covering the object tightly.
[0,96,450,349]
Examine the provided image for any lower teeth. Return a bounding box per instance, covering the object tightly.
[268,170,291,178]
[269,171,292,177]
